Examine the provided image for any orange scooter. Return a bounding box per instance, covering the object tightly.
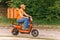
[11,17,39,37]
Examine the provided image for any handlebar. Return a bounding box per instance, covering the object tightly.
[28,17,32,23]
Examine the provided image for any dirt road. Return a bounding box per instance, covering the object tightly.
[0,27,60,40]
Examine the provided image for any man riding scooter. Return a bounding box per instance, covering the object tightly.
[16,4,32,30]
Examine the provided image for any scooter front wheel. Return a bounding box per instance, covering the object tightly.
[31,29,39,37]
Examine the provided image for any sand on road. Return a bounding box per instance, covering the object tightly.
[0,27,60,40]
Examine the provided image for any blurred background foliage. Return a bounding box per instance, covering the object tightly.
[0,0,60,25]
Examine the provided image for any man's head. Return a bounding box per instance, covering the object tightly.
[20,4,26,10]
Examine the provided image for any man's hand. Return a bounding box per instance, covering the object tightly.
[29,16,33,21]
[24,16,33,21]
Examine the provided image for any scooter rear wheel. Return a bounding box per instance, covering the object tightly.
[12,28,19,35]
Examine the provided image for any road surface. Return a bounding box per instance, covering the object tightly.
[0,27,60,40]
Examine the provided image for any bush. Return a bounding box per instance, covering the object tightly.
[1,0,60,24]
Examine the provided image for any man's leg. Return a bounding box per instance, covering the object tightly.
[17,18,30,29]
[24,18,30,29]
[17,18,24,23]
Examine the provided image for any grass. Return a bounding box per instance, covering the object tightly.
[33,19,60,25]
[0,16,11,26]
[0,16,60,28]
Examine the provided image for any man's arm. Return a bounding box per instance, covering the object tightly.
[19,9,25,18]
[24,12,33,21]
[24,12,31,17]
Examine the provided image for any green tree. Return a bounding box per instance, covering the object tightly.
[5,0,60,24]
[0,0,2,2]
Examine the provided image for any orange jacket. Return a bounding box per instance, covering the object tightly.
[16,9,24,20]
